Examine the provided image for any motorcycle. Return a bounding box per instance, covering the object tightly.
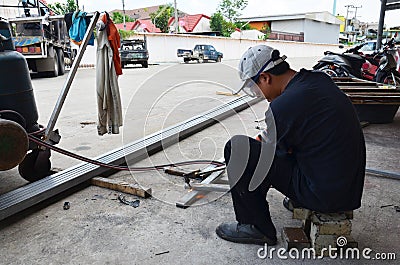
[313,43,366,79]
[373,37,400,85]
[313,37,400,86]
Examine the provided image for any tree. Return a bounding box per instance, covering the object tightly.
[234,21,252,30]
[149,5,175,33]
[210,12,236,37]
[48,0,77,15]
[111,11,135,24]
[210,12,224,33]
[218,0,248,22]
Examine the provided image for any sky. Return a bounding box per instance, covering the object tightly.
[46,0,400,27]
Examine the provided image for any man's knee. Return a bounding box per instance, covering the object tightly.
[224,135,250,164]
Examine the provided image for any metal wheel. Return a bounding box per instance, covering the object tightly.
[319,66,338,77]
[198,55,204,64]
[216,56,222,63]
[383,75,400,87]
[18,148,51,182]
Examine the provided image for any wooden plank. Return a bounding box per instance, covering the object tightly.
[345,92,400,96]
[91,177,152,198]
[351,101,400,105]
[347,95,400,99]
[342,88,400,93]
[336,82,379,87]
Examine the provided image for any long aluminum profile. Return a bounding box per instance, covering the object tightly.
[0,96,260,220]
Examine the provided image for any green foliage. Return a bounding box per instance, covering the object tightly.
[210,12,224,33]
[149,5,174,33]
[118,29,137,40]
[210,11,236,37]
[112,11,135,24]
[218,0,248,22]
[259,23,271,40]
[48,0,77,15]
[234,21,252,30]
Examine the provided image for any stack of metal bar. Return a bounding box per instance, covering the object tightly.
[333,77,400,124]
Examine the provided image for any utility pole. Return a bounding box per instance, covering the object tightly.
[122,0,126,30]
[344,5,354,32]
[377,0,388,50]
[174,0,179,33]
[353,5,362,21]
[332,0,337,15]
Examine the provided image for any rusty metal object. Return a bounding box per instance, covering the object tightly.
[0,118,28,171]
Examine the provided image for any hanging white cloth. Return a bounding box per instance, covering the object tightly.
[96,20,123,135]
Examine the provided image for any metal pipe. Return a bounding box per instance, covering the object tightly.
[44,12,100,143]
[174,0,179,33]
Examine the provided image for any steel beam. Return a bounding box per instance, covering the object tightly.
[0,96,260,220]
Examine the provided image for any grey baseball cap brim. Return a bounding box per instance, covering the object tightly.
[234,45,287,96]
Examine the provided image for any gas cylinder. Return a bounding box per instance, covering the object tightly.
[0,18,50,181]
[0,18,40,133]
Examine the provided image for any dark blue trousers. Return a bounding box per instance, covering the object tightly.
[224,135,299,238]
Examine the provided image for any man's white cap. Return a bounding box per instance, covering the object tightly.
[235,45,287,97]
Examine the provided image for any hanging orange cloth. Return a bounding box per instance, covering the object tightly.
[100,13,122,76]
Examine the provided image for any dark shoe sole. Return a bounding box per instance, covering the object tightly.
[216,226,277,246]
[283,197,300,212]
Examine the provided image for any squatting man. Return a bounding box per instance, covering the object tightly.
[215,45,366,245]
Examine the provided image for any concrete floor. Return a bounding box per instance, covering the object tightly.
[0,58,399,264]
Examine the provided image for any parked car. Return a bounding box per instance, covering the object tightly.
[177,44,223,63]
[120,37,149,68]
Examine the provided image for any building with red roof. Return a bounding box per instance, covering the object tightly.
[168,14,211,33]
[115,20,161,33]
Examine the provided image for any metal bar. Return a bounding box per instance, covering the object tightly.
[0,96,260,221]
[44,12,99,142]
[377,0,387,50]
[366,168,400,180]
[187,183,230,193]
[176,157,226,208]
[386,3,400,10]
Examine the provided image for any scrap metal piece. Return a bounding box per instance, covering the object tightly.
[118,194,140,208]
[63,201,70,210]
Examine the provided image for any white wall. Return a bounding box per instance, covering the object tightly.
[304,19,340,44]
[80,33,342,65]
[143,33,341,63]
[271,19,304,34]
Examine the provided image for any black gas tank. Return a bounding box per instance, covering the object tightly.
[0,19,39,132]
